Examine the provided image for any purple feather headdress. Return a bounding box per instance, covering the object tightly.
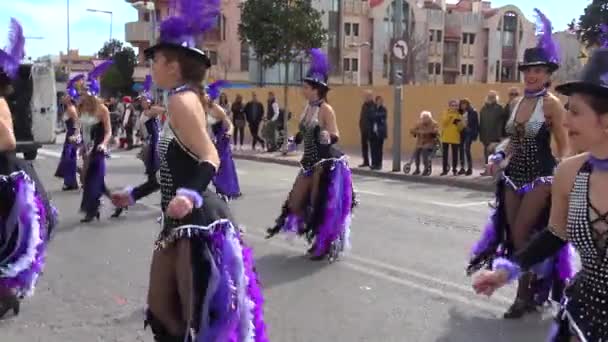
[534,8,560,64]
[0,18,26,80]
[141,74,153,102]
[206,80,229,101]
[600,24,608,48]
[148,0,220,62]
[305,48,330,87]
[66,74,85,100]
[85,60,113,96]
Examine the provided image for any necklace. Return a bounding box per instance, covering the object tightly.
[524,88,548,98]
[589,154,608,171]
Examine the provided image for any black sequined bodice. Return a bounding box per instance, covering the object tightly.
[564,161,608,341]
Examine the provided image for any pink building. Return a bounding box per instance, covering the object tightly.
[124,0,249,82]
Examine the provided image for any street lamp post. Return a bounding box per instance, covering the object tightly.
[86,8,113,42]
[349,42,370,87]
[67,0,71,75]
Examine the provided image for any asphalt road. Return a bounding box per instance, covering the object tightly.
[0,145,555,342]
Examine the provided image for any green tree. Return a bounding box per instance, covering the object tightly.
[239,0,327,152]
[97,39,137,96]
[573,0,608,47]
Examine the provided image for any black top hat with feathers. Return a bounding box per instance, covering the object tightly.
[144,0,220,68]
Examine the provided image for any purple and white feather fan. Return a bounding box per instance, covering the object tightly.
[534,8,560,64]
[0,18,25,79]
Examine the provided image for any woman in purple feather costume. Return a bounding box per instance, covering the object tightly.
[467,9,573,319]
[201,82,241,200]
[266,48,356,262]
[54,79,82,191]
[0,18,56,319]
[110,1,268,340]
[473,46,608,342]
[77,61,113,223]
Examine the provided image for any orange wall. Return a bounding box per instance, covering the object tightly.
[223,83,524,160]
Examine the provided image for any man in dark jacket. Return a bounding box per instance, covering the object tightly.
[458,98,479,175]
[359,90,376,167]
[479,91,509,170]
[244,92,265,150]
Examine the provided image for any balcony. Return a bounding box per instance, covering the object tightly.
[125,21,154,44]
[343,0,368,15]
[133,65,150,82]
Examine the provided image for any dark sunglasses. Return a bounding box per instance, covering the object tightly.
[509,93,519,96]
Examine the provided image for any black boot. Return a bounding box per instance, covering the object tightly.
[504,273,536,319]
[81,211,100,223]
[111,207,126,218]
[0,294,20,319]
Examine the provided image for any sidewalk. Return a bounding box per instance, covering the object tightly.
[232,147,495,192]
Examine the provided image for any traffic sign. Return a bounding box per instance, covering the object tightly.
[392,40,408,60]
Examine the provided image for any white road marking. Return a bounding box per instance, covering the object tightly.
[245,233,507,314]
[122,204,509,312]
[39,148,122,159]
[356,189,489,209]
[37,149,62,158]
[430,201,488,208]
[357,189,385,196]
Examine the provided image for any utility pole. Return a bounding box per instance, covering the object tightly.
[391,0,404,172]
[66,0,71,75]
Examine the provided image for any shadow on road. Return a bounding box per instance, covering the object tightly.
[435,307,551,342]
[254,253,324,290]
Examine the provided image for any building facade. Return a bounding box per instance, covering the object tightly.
[124,0,249,82]
[124,0,537,86]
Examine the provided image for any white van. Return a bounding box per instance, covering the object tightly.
[8,62,57,160]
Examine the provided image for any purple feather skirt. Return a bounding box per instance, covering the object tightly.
[54,120,79,188]
[169,220,268,342]
[267,157,355,259]
[213,132,241,200]
[80,150,107,214]
[467,176,576,304]
[0,171,49,298]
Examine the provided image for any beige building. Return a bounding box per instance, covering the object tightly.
[57,49,97,79]
[124,0,249,82]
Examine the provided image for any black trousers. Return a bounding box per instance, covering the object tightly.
[233,125,245,146]
[125,125,134,149]
[360,131,370,165]
[459,136,473,171]
[442,143,459,173]
[248,121,264,149]
[370,136,384,168]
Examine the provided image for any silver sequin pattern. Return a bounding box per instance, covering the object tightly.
[565,168,608,341]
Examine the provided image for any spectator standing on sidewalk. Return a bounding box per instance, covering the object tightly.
[503,87,520,125]
[369,95,388,170]
[244,92,265,150]
[479,91,509,170]
[263,91,281,152]
[440,99,464,176]
[218,92,230,116]
[121,96,136,150]
[409,111,439,176]
[359,90,376,167]
[231,94,246,151]
[458,98,479,175]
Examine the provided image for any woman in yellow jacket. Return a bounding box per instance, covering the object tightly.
[440,100,465,175]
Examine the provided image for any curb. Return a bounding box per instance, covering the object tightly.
[233,153,495,193]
